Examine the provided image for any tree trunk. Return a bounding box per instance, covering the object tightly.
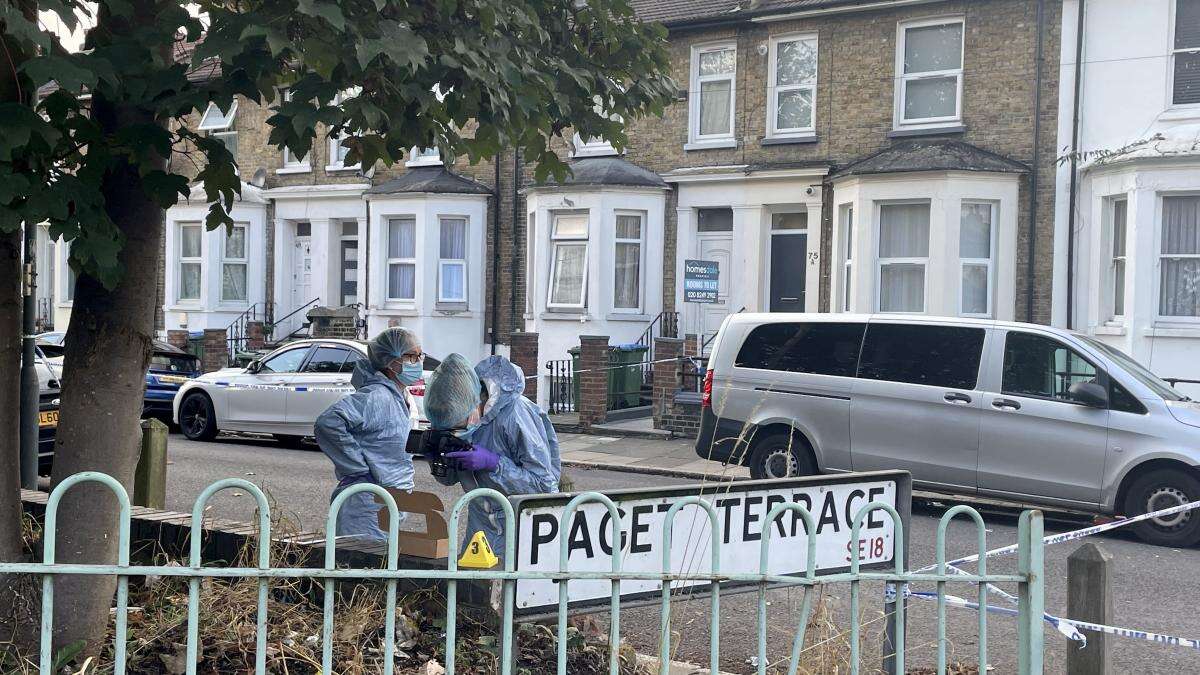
[0,228,24,560]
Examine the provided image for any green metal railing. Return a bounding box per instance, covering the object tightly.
[5,472,1047,674]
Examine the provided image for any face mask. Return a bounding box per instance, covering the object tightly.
[396,361,423,386]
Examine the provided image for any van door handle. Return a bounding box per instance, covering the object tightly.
[992,398,1022,411]
[944,392,972,404]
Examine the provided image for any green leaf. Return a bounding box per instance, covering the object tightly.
[296,0,346,31]
[20,54,98,91]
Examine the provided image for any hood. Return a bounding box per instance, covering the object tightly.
[200,366,247,380]
[1168,400,1200,429]
[475,355,526,426]
[349,358,404,396]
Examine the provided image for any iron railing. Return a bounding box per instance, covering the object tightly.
[681,355,708,393]
[270,296,321,342]
[3,471,1048,675]
[225,303,264,365]
[546,358,574,414]
[633,311,680,380]
[35,297,54,332]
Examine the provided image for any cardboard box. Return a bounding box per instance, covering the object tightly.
[375,489,450,559]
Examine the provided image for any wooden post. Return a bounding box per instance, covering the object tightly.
[1067,542,1112,675]
[134,418,168,509]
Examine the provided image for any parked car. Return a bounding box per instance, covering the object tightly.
[34,331,65,357]
[173,338,437,447]
[34,346,61,475]
[697,313,1200,547]
[143,340,201,421]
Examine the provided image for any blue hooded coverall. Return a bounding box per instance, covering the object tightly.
[314,359,415,541]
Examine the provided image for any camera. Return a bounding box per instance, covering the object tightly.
[417,428,472,477]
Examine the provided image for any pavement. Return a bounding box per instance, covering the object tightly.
[161,431,1200,674]
[556,425,750,481]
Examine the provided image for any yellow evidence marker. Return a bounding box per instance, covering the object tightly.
[458,531,499,569]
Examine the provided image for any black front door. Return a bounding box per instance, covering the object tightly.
[770,233,807,312]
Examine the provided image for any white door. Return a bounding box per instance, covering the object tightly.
[698,236,734,348]
[288,236,312,335]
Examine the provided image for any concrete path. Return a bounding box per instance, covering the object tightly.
[557,431,750,480]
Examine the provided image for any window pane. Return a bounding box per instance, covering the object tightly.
[388,218,415,258]
[842,206,854,258]
[1173,51,1200,105]
[181,226,202,258]
[903,22,963,73]
[441,262,465,301]
[550,243,586,305]
[296,222,311,237]
[859,324,984,388]
[1161,259,1200,316]
[215,132,237,158]
[879,203,930,257]
[904,76,958,120]
[388,263,415,299]
[960,203,992,258]
[225,226,246,259]
[776,89,814,130]
[340,352,366,373]
[342,221,358,237]
[776,39,817,85]
[697,207,733,232]
[222,263,247,301]
[699,80,732,136]
[553,213,588,238]
[616,214,642,239]
[962,263,989,315]
[772,212,807,230]
[698,48,735,76]
[440,218,467,259]
[614,242,641,309]
[1002,332,1096,400]
[1113,259,1126,316]
[879,264,925,312]
[180,262,201,300]
[1176,0,1200,49]
[735,322,866,377]
[1162,196,1200,254]
[1112,200,1127,257]
[303,346,351,373]
[261,346,310,374]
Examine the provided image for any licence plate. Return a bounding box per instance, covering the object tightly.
[157,374,189,384]
[39,410,59,427]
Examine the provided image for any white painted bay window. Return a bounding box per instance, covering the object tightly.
[959,201,995,317]
[1109,198,1128,319]
[1159,195,1200,318]
[197,101,238,158]
[387,216,416,301]
[221,224,248,302]
[768,34,817,137]
[877,202,930,312]
[1173,0,1200,106]
[838,204,853,311]
[896,18,964,127]
[178,223,203,302]
[613,212,644,311]
[548,212,588,309]
[689,43,737,147]
[438,217,468,303]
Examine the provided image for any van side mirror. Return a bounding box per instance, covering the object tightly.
[1068,381,1108,408]
[246,360,262,374]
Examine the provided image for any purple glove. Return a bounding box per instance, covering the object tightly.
[446,445,500,473]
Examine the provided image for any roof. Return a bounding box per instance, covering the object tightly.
[1086,126,1200,169]
[532,156,668,190]
[365,166,493,196]
[185,180,267,204]
[833,139,1028,178]
[631,0,944,27]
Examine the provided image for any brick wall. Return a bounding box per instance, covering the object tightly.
[201,328,228,373]
[660,393,702,439]
[651,337,683,430]
[576,335,610,426]
[509,331,539,402]
[166,329,189,351]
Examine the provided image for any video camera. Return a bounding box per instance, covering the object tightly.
[417,429,472,477]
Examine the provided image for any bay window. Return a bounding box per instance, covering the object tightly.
[689,43,736,145]
[178,223,203,302]
[1110,198,1128,318]
[896,18,964,126]
[877,202,930,313]
[1159,195,1200,318]
[1173,0,1200,105]
[768,34,818,137]
[613,213,644,311]
[959,201,995,317]
[548,212,588,309]
[387,216,416,301]
[438,217,468,303]
[221,224,248,302]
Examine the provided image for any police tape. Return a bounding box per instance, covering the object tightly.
[208,381,354,393]
[521,355,701,381]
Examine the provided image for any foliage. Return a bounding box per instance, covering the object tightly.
[0,0,675,288]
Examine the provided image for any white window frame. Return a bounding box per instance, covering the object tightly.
[386,216,417,302]
[612,211,645,313]
[894,16,965,129]
[1108,197,1128,321]
[525,211,537,316]
[875,200,930,314]
[547,211,589,311]
[573,95,623,158]
[278,88,311,173]
[197,101,237,132]
[326,88,362,172]
[60,242,75,305]
[1155,192,1200,324]
[687,42,738,149]
[958,200,997,319]
[838,204,854,312]
[767,33,818,139]
[437,216,468,304]
[1171,0,1200,109]
[407,146,443,167]
[177,222,204,304]
[220,224,249,304]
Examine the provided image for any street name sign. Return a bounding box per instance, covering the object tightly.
[511,471,910,613]
[683,259,720,303]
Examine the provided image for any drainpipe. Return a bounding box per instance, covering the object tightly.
[1026,0,1046,323]
[509,149,522,337]
[490,154,501,354]
[1065,0,1086,329]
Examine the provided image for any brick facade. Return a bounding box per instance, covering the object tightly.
[201,328,228,373]
[576,335,610,427]
[651,337,684,429]
[509,331,540,402]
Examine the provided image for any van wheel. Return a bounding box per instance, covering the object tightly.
[1123,468,1200,547]
[179,392,218,441]
[748,432,816,480]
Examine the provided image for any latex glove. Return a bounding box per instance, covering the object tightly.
[446,445,500,473]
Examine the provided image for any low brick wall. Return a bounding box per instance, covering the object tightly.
[201,328,228,373]
[662,391,702,438]
[509,332,539,402]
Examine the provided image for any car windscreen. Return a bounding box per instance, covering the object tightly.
[1077,335,1185,401]
[149,353,199,373]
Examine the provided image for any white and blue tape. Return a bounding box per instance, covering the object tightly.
[208,381,354,394]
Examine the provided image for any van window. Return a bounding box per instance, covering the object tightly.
[857,323,985,389]
[1002,332,1097,401]
[735,322,865,377]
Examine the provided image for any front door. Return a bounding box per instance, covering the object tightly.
[770,233,807,312]
[340,239,358,306]
[698,236,733,348]
[289,233,312,335]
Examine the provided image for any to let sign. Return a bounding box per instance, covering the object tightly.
[511,471,910,614]
[683,259,720,303]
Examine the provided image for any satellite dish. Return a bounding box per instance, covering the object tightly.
[250,168,268,188]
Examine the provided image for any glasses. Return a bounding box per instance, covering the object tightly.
[399,351,424,365]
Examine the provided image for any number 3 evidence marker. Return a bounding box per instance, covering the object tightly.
[458,531,499,569]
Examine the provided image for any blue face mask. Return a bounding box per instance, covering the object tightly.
[397,361,423,386]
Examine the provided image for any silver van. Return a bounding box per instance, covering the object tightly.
[696,313,1200,547]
